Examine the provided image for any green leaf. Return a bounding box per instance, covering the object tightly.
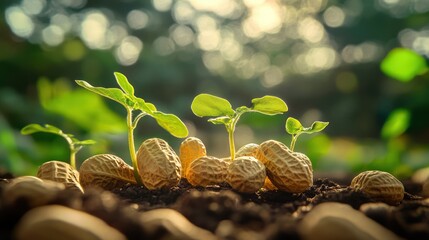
[305,121,329,134]
[380,48,428,82]
[285,117,303,135]
[191,94,235,117]
[381,108,410,139]
[251,96,288,115]
[114,72,134,96]
[152,112,189,138]
[75,80,131,107]
[135,98,156,114]
[21,124,63,135]
[208,116,231,125]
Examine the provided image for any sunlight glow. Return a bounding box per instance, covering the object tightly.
[127,10,149,30]
[152,0,173,12]
[5,7,34,38]
[42,25,64,46]
[22,0,46,15]
[153,36,175,56]
[298,17,325,43]
[323,6,345,28]
[170,24,194,46]
[115,36,143,66]
[80,11,110,49]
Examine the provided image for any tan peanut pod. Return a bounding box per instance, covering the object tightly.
[37,161,84,193]
[351,170,404,205]
[226,156,266,193]
[79,154,136,190]
[14,205,126,240]
[257,140,313,193]
[236,143,261,158]
[186,156,230,187]
[3,176,65,207]
[139,209,217,240]
[179,137,207,178]
[137,138,181,190]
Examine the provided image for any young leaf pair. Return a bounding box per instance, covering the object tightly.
[285,117,329,151]
[21,124,95,169]
[191,93,288,160]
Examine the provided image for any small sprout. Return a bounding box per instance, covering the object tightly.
[285,117,329,151]
[76,72,188,185]
[192,93,288,160]
[21,124,95,169]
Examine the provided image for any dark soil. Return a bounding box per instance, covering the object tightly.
[1,170,428,240]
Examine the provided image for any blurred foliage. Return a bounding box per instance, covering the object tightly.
[1,0,429,178]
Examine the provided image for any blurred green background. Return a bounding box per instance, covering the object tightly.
[1,0,428,178]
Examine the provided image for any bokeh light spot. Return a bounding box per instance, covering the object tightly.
[5,6,34,38]
[127,10,149,30]
[115,36,143,65]
[42,25,64,46]
[323,6,345,28]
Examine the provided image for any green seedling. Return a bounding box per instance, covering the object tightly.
[76,72,188,185]
[21,123,95,169]
[285,117,329,151]
[191,93,288,160]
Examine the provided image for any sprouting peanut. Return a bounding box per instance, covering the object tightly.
[79,154,136,190]
[226,156,266,193]
[179,137,207,178]
[257,140,313,193]
[351,170,404,205]
[137,138,181,190]
[37,161,83,193]
[186,156,230,187]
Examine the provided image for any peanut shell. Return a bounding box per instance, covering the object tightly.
[14,205,126,240]
[79,154,136,190]
[226,156,266,193]
[351,170,404,205]
[37,161,83,193]
[186,156,230,187]
[179,137,207,178]
[137,138,181,190]
[3,176,65,207]
[235,143,261,158]
[257,140,313,193]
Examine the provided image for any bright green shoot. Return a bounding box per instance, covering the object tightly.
[285,117,329,151]
[76,72,188,185]
[21,124,95,169]
[191,93,288,160]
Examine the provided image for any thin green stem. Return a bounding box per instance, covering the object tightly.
[64,136,77,169]
[127,107,143,185]
[70,149,76,169]
[290,134,299,151]
[228,127,235,161]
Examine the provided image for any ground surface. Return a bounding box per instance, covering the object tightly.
[1,170,428,240]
